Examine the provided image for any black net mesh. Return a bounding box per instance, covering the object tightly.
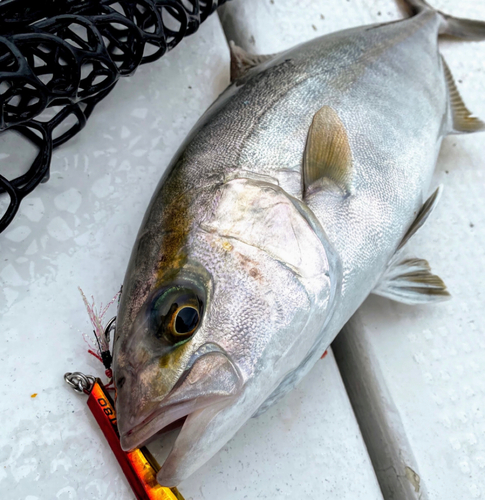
[0,0,229,232]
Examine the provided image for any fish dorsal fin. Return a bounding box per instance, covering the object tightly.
[303,106,353,197]
[396,186,442,253]
[373,258,450,305]
[442,57,485,134]
[373,186,450,305]
[229,41,274,81]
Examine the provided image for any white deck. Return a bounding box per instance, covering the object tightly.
[1,1,484,499]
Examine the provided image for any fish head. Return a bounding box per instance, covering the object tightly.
[113,176,340,486]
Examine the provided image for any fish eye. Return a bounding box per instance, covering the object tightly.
[174,306,200,335]
[151,286,203,344]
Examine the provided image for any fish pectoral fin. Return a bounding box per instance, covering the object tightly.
[373,258,450,305]
[442,57,485,134]
[396,186,442,254]
[303,106,353,198]
[229,41,274,81]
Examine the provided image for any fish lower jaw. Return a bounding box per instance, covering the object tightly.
[119,393,233,452]
[120,401,194,452]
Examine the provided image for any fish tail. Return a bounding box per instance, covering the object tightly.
[401,0,485,133]
[400,0,485,41]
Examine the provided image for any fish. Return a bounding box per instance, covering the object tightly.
[112,0,485,486]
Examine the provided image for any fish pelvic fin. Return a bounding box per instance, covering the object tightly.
[229,41,274,81]
[303,106,353,198]
[400,0,485,41]
[373,258,450,305]
[373,186,450,305]
[442,57,485,134]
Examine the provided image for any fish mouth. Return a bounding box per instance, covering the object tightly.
[119,347,242,452]
[120,392,234,451]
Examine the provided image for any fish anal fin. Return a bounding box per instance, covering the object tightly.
[373,258,450,305]
[303,106,353,197]
[229,41,274,81]
[442,58,485,134]
[396,186,442,253]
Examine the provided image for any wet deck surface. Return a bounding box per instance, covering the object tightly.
[1,1,484,499]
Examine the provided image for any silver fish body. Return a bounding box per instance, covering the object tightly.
[113,1,484,486]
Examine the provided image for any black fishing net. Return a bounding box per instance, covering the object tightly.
[0,0,229,233]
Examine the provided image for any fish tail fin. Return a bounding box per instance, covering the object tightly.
[400,0,485,41]
[441,15,485,41]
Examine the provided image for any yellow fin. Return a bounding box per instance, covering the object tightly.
[373,258,450,305]
[443,58,485,134]
[303,106,353,196]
